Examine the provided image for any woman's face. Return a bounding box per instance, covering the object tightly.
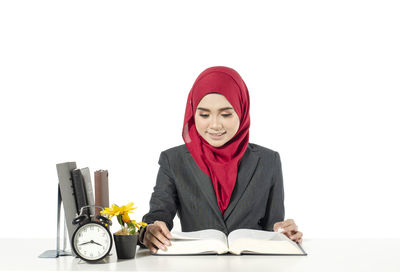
[195,93,240,147]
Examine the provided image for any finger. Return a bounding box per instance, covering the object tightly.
[147,242,158,254]
[273,222,283,232]
[289,231,303,241]
[153,222,171,246]
[155,221,172,240]
[148,234,167,251]
[283,224,298,234]
[148,225,170,247]
[143,234,158,254]
[280,219,297,234]
[281,219,295,228]
[146,228,167,251]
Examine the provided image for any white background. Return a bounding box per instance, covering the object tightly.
[0,0,399,239]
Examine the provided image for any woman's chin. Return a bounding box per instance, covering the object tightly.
[206,137,227,147]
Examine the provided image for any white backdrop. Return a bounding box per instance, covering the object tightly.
[1,0,399,239]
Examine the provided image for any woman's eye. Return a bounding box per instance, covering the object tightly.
[199,114,209,118]
[221,113,232,117]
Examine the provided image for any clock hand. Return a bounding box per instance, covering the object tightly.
[91,241,103,246]
[78,240,104,247]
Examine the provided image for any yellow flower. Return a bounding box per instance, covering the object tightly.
[120,202,136,214]
[102,204,122,218]
[103,202,142,234]
[103,202,136,217]
[131,220,147,230]
[122,213,131,223]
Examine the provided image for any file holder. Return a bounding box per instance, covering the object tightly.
[39,184,72,258]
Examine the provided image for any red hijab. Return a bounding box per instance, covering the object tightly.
[182,66,250,214]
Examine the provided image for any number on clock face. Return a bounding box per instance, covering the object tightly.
[73,223,111,261]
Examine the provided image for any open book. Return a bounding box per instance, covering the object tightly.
[155,229,307,256]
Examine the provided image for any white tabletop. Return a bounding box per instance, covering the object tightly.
[1,238,399,271]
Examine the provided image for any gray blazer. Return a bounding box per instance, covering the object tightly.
[142,143,285,235]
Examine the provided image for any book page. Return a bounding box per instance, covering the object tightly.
[227,229,303,255]
[171,229,227,241]
[156,229,229,255]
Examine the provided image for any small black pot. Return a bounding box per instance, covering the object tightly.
[113,233,138,259]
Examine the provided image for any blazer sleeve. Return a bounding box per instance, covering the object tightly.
[142,151,179,231]
[264,151,285,231]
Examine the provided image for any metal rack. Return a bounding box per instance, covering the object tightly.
[39,185,72,258]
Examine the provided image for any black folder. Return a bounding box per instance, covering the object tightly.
[71,169,90,218]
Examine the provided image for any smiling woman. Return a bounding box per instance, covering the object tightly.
[195,93,240,147]
[140,66,303,254]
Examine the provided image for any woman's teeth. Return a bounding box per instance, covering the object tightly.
[208,132,226,137]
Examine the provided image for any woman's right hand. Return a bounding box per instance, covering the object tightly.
[142,220,172,253]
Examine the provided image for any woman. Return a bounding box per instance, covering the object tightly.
[140,66,303,253]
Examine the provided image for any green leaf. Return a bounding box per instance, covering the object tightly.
[117,215,124,227]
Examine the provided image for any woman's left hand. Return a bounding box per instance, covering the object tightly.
[273,219,303,244]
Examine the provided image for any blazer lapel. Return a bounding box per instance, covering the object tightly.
[223,147,260,221]
[184,152,225,224]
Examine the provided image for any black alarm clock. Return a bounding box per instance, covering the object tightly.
[71,206,113,262]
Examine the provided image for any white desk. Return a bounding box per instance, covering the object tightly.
[1,238,399,271]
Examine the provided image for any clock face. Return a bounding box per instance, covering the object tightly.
[72,222,112,261]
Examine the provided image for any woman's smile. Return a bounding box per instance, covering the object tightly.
[207,131,226,140]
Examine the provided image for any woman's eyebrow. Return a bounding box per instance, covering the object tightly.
[197,107,233,112]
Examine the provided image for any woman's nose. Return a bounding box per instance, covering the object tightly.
[210,116,222,130]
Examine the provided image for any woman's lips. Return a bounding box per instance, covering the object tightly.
[207,131,226,140]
